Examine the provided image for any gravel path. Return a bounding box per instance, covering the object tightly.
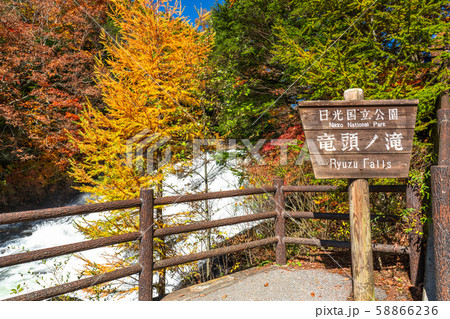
[190,268,352,301]
[163,265,388,301]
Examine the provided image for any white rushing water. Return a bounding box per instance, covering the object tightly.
[0,195,119,300]
[0,154,261,300]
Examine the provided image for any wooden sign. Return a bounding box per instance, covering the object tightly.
[298,99,418,179]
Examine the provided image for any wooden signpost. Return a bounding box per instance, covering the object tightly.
[299,89,418,301]
[298,97,418,179]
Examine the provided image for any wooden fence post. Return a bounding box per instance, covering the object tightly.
[139,189,154,301]
[345,88,375,301]
[432,91,450,300]
[274,178,286,265]
[406,183,424,287]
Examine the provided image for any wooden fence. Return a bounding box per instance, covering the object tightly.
[431,92,450,300]
[0,181,422,301]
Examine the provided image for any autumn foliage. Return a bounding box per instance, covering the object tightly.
[68,0,211,297]
[0,0,448,301]
[0,0,107,208]
[71,0,210,199]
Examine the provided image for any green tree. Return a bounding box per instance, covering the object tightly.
[272,0,449,135]
[208,0,449,140]
[208,0,449,254]
[270,0,449,199]
[207,0,297,139]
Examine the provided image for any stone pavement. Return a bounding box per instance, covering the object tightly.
[162,265,388,301]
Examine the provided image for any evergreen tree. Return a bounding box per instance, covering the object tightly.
[208,0,449,139]
[272,0,449,135]
[208,0,297,138]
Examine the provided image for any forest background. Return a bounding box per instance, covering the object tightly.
[0,0,449,299]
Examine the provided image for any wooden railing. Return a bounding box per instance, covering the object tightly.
[0,181,420,301]
[431,92,450,300]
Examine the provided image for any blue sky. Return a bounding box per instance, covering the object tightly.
[177,0,219,23]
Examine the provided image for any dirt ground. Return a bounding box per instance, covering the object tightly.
[286,249,422,301]
[179,240,422,301]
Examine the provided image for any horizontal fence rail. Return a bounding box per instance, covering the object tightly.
[0,183,411,301]
[281,184,407,193]
[0,184,406,226]
[0,232,141,268]
[0,199,141,226]
[4,265,142,301]
[281,185,340,193]
[284,211,400,223]
[366,184,407,193]
[154,237,280,270]
[154,187,277,206]
[0,187,278,226]
[283,237,409,254]
[154,211,277,237]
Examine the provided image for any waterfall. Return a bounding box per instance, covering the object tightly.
[0,153,258,300]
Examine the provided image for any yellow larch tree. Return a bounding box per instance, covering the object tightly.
[69,0,211,298]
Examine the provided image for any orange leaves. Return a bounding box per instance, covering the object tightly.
[72,0,212,198]
[64,112,80,121]
[0,0,107,210]
[65,0,213,299]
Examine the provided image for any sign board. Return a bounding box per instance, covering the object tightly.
[298,99,418,179]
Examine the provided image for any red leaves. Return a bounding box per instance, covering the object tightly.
[0,0,106,208]
[0,0,105,158]
[65,112,80,121]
